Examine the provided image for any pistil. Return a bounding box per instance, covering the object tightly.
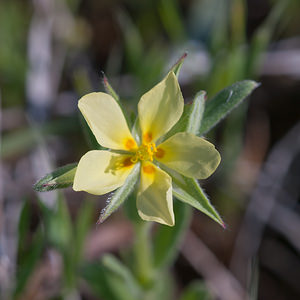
[131,143,157,163]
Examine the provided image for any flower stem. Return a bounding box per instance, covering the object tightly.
[133,221,154,288]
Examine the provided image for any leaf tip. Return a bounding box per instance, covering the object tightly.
[32,180,47,192]
[254,81,261,89]
[181,51,188,59]
[246,80,261,90]
[101,71,108,85]
[97,206,109,224]
[221,221,227,230]
[175,52,188,65]
[32,183,39,192]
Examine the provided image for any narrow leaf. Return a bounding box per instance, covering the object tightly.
[15,228,44,297]
[199,80,260,135]
[153,200,191,269]
[102,255,141,299]
[33,163,77,192]
[73,201,93,265]
[172,174,224,227]
[18,199,31,251]
[46,198,73,251]
[81,262,124,300]
[99,163,140,223]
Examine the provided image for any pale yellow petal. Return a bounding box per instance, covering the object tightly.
[73,150,135,195]
[155,132,221,179]
[138,72,184,143]
[79,92,137,150]
[137,162,174,226]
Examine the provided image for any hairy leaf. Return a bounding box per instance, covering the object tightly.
[33,163,77,192]
[99,163,140,223]
[172,174,224,227]
[199,80,259,135]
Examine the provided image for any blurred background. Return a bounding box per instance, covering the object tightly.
[1,0,300,299]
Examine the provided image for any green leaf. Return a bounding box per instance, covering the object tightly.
[199,80,259,135]
[117,9,143,70]
[33,163,77,192]
[18,199,31,251]
[153,200,191,269]
[81,260,139,300]
[81,262,120,300]
[158,0,186,43]
[72,201,93,266]
[169,52,187,77]
[99,163,140,223]
[45,198,73,251]
[102,255,141,299]
[180,280,213,300]
[15,228,44,297]
[162,90,206,142]
[172,174,224,227]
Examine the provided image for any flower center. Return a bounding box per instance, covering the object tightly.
[131,143,157,163]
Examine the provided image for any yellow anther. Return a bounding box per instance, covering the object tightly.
[130,142,157,163]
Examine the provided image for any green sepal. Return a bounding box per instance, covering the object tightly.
[131,117,141,145]
[153,200,192,269]
[186,90,206,135]
[199,80,260,135]
[99,163,140,223]
[33,163,78,192]
[162,90,206,142]
[169,52,187,78]
[101,71,132,129]
[102,71,120,103]
[171,171,224,227]
[79,114,103,150]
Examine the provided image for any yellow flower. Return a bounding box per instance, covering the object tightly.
[73,72,221,226]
